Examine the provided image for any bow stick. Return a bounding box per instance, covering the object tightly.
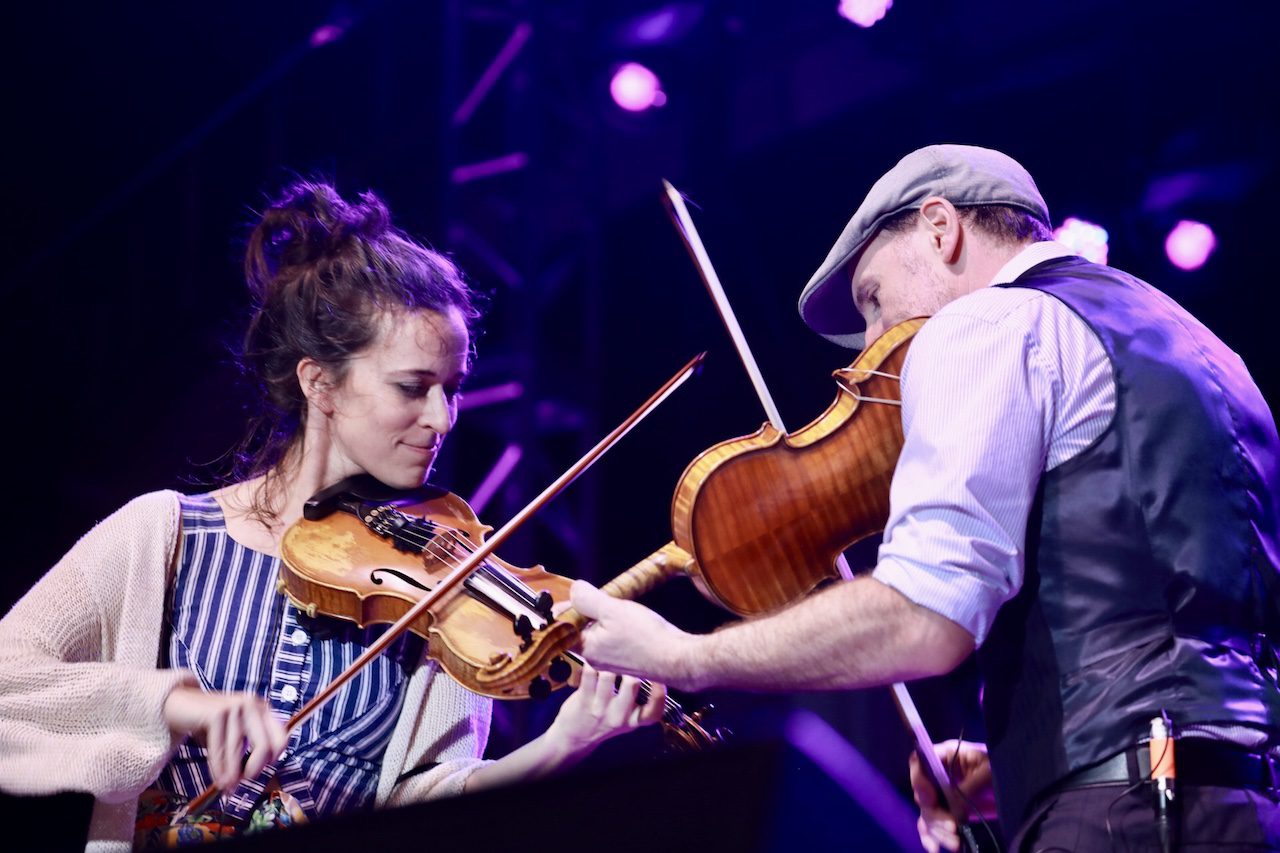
[661,180,980,849]
[174,351,705,823]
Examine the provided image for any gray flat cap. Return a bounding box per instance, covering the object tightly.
[797,144,1050,349]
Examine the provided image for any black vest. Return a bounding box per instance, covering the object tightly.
[977,257,1280,831]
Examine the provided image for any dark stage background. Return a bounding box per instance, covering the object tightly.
[4,0,1278,828]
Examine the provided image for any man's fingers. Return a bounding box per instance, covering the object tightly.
[918,816,941,853]
[569,580,608,620]
[909,751,939,809]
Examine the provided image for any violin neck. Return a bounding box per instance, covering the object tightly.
[559,541,695,629]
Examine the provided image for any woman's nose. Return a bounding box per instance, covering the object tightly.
[418,389,455,433]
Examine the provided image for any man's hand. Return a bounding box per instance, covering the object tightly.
[162,685,290,790]
[909,739,996,853]
[570,580,701,690]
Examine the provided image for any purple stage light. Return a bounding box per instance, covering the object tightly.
[610,63,667,111]
[1165,220,1217,271]
[838,0,893,28]
[1054,216,1110,265]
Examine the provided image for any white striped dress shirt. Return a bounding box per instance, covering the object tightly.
[157,494,424,821]
[871,242,1115,645]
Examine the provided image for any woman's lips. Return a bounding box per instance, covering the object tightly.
[402,441,439,456]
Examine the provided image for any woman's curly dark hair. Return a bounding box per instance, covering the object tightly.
[228,179,481,521]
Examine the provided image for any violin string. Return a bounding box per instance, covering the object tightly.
[844,367,901,381]
[406,519,547,612]
[849,394,903,406]
[366,508,686,719]
[370,512,533,608]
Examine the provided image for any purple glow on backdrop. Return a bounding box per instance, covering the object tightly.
[451,152,530,185]
[633,8,680,42]
[615,4,703,46]
[783,710,920,850]
[468,443,524,515]
[1165,220,1217,270]
[309,24,346,48]
[1054,216,1109,265]
[457,380,525,411]
[610,63,667,111]
[838,0,893,28]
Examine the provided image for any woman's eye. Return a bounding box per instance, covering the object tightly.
[397,383,427,398]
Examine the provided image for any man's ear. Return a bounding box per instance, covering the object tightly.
[919,196,963,265]
[297,358,335,415]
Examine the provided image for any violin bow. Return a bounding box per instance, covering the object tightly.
[660,180,980,848]
[173,351,705,823]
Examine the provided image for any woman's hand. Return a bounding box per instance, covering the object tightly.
[909,739,996,853]
[162,685,289,790]
[463,664,667,793]
[543,663,667,756]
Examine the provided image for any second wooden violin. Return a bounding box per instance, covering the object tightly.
[471,315,924,692]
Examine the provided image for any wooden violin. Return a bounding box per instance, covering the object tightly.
[277,474,726,752]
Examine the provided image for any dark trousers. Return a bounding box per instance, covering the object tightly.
[1012,784,1280,851]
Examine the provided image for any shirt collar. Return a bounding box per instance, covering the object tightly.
[989,240,1079,286]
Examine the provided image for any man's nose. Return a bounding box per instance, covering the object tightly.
[864,321,885,346]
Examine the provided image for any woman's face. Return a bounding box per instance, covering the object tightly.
[320,306,470,489]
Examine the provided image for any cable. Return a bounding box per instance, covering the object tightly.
[945,731,1003,853]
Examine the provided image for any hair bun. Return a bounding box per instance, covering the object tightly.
[246,180,394,295]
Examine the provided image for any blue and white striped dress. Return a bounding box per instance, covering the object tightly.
[153,493,426,822]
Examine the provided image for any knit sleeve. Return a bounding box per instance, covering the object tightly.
[377,662,493,806]
[0,492,195,801]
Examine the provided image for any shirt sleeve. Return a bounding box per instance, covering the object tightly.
[0,492,194,801]
[871,295,1060,646]
[378,661,492,806]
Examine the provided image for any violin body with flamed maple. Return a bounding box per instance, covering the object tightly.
[669,316,926,616]
[278,478,577,701]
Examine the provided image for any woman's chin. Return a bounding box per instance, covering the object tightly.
[376,466,432,490]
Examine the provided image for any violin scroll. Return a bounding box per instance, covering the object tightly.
[472,540,696,693]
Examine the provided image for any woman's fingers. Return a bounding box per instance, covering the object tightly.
[165,687,289,790]
[221,704,245,788]
[636,680,667,726]
[607,675,643,727]
[241,703,276,780]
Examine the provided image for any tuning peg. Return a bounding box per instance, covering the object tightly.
[535,590,555,622]
[528,676,551,700]
[547,656,572,683]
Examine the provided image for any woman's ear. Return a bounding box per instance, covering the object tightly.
[297,358,335,415]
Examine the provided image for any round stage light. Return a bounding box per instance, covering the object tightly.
[610,63,667,111]
[1165,220,1217,271]
[1054,217,1110,265]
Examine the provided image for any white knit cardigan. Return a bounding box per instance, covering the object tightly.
[0,491,492,852]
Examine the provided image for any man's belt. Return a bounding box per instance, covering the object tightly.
[1060,739,1279,791]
